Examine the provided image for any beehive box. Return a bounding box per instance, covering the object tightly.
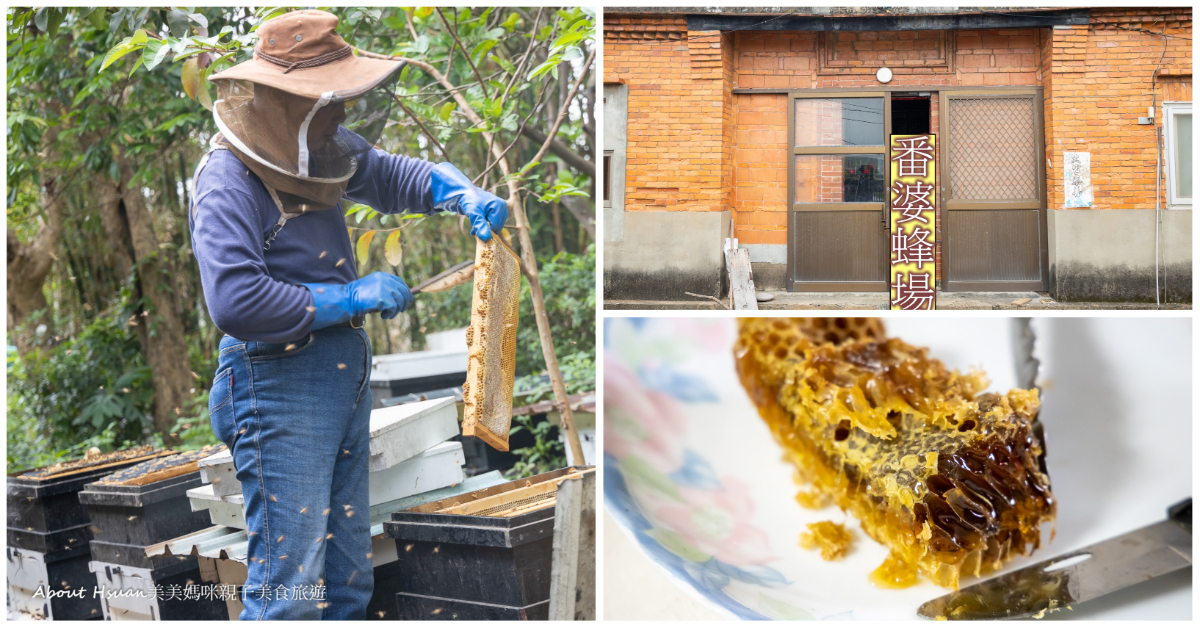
[197,449,239,497]
[186,442,466,529]
[7,446,170,542]
[89,558,228,621]
[78,447,224,548]
[383,467,592,620]
[151,471,512,621]
[7,545,102,620]
[7,521,92,556]
[369,396,461,472]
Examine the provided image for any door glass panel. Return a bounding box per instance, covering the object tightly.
[1175,113,1191,198]
[795,98,885,147]
[794,155,885,203]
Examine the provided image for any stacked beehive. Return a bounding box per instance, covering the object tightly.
[172,396,508,620]
[77,445,231,621]
[6,446,172,620]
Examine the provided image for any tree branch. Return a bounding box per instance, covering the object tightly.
[352,45,588,463]
[393,95,449,158]
[437,8,491,100]
[499,7,543,110]
[519,126,595,178]
[525,48,596,173]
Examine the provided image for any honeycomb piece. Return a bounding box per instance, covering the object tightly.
[735,318,1055,589]
[461,236,521,451]
[96,444,227,486]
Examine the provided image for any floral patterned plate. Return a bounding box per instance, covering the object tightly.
[604,317,1192,620]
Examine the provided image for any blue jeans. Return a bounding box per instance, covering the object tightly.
[209,327,374,620]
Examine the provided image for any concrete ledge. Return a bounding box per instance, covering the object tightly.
[603,210,730,301]
[1049,208,1191,302]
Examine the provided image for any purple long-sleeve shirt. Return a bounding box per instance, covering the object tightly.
[189,137,436,343]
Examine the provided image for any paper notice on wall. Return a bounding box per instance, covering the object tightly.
[1064,151,1093,208]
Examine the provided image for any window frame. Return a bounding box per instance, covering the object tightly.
[602,151,613,208]
[788,92,890,212]
[1163,101,1192,210]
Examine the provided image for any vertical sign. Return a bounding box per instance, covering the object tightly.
[889,134,936,310]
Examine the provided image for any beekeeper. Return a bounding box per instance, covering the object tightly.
[188,10,505,620]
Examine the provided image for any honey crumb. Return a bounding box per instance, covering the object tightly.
[869,551,920,589]
[799,521,852,560]
[795,489,832,509]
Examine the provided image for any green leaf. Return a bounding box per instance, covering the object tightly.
[529,55,562,80]
[552,31,590,52]
[127,55,144,78]
[413,35,430,54]
[561,46,583,63]
[500,113,518,132]
[188,13,209,30]
[438,101,456,122]
[384,230,403,267]
[85,7,106,29]
[486,99,503,118]
[141,40,171,72]
[356,230,375,263]
[100,38,139,72]
[489,54,515,74]
[130,29,149,46]
[166,10,190,37]
[470,40,498,65]
[45,8,65,38]
[33,8,49,32]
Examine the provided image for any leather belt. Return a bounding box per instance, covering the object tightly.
[332,315,365,329]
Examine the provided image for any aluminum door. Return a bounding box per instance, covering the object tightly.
[940,90,1049,291]
[787,92,890,292]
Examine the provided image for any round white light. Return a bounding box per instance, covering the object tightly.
[877,67,893,84]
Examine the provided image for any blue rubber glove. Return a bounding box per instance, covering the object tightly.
[302,272,413,330]
[430,162,507,241]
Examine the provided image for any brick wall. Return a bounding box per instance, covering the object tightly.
[1044,8,1192,210]
[731,94,787,244]
[603,18,733,213]
[607,9,1192,257]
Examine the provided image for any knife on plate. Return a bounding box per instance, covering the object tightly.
[917,498,1192,620]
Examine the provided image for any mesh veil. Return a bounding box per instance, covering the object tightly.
[211,75,399,214]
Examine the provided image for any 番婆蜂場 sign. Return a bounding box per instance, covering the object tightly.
[889,134,936,310]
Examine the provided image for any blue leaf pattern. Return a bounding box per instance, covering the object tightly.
[669,449,723,490]
[638,361,719,403]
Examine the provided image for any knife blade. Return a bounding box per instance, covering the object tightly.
[918,498,1192,620]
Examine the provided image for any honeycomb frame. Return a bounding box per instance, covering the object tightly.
[462,236,521,451]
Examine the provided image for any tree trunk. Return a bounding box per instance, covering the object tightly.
[93,172,136,280]
[115,154,192,441]
[7,175,65,356]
